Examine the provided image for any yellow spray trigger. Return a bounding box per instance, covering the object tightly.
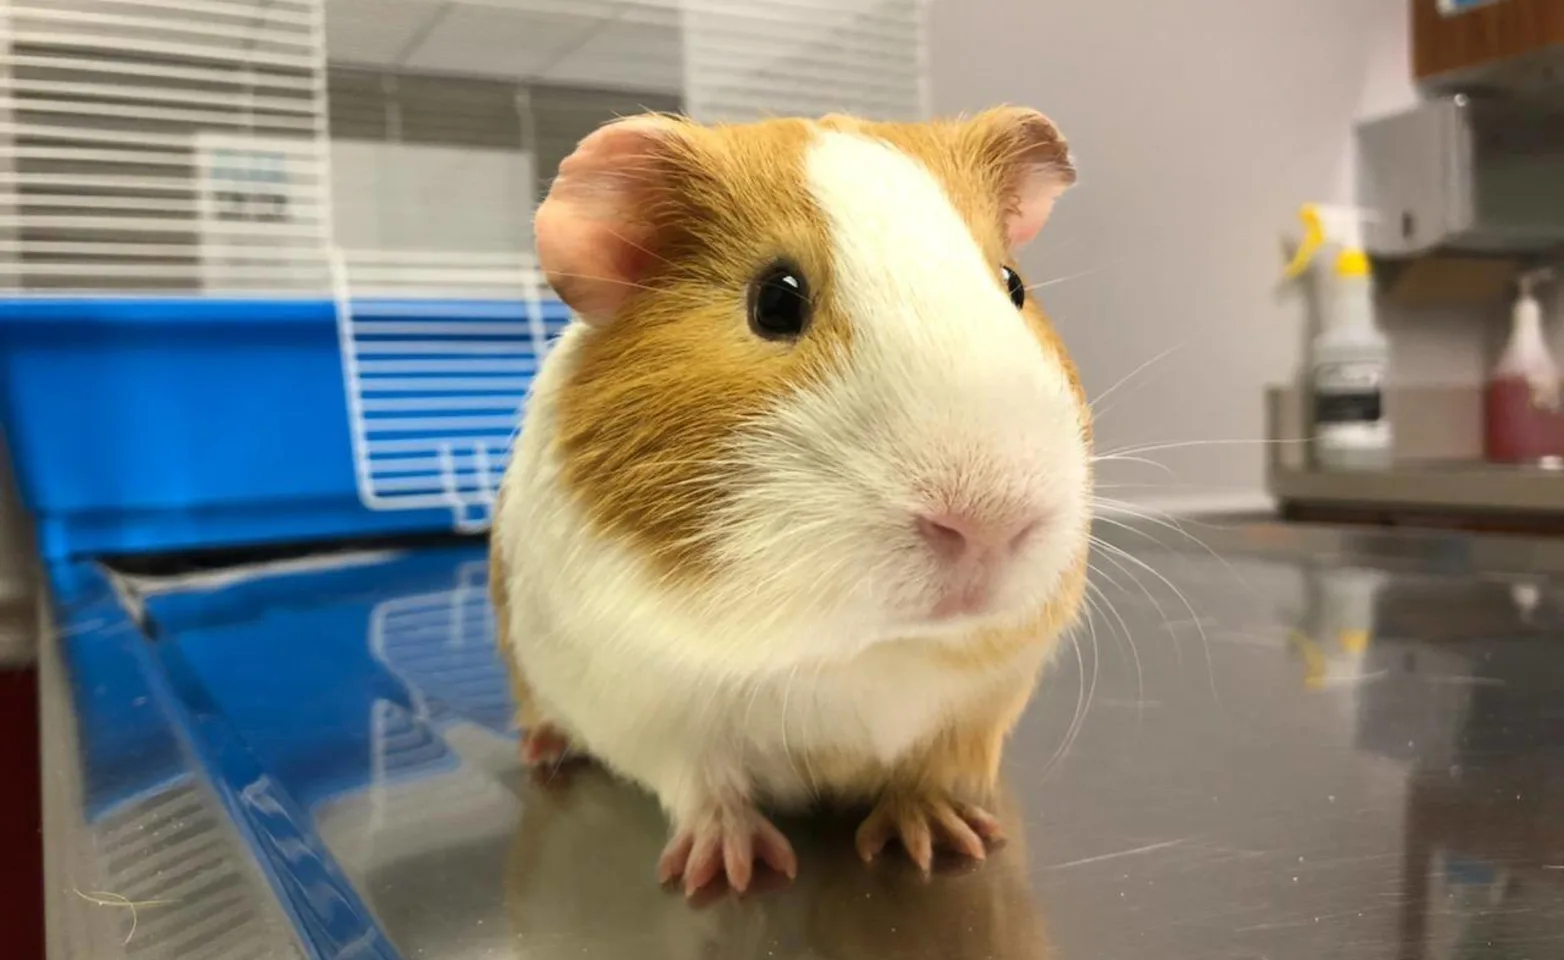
[1287,630,1327,691]
[1283,205,1325,281]
[1337,629,1370,655]
[1334,249,1370,278]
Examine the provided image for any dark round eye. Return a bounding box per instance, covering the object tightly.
[1002,265,1026,308]
[748,262,811,340]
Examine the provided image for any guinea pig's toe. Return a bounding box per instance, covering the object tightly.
[658,801,797,897]
[856,793,1001,873]
[519,724,574,768]
[750,815,799,883]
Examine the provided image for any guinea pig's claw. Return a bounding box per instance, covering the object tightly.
[855,794,1002,873]
[520,724,574,768]
[657,803,797,897]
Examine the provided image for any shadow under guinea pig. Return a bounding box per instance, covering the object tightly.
[504,768,1054,960]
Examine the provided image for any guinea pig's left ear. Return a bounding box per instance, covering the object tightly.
[969,106,1075,249]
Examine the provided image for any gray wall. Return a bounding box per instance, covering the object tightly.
[930,0,1428,509]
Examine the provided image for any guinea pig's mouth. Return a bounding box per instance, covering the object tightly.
[929,579,993,621]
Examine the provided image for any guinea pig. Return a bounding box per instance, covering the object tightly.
[490,106,1090,897]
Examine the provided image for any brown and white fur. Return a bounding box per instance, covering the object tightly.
[490,108,1091,896]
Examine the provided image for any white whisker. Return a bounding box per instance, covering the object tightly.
[1085,565,1144,714]
[1025,265,1108,293]
[1092,499,1263,605]
[1093,536,1222,708]
[1088,345,1182,416]
[1039,629,1091,781]
[1097,437,1305,460]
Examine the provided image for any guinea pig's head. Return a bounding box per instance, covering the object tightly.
[537,108,1089,656]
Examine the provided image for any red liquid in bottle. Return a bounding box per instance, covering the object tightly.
[1484,376,1564,463]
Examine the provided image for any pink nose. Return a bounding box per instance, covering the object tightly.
[916,511,1042,563]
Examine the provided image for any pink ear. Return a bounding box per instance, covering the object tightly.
[1008,158,1073,248]
[973,107,1075,249]
[534,115,686,324]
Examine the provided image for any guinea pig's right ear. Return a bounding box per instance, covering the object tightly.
[534,115,688,325]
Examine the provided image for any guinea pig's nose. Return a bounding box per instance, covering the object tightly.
[916,510,1041,563]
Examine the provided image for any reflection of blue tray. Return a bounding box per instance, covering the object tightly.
[0,297,567,559]
[128,545,500,809]
[55,545,505,958]
[1445,855,1499,888]
[157,581,443,807]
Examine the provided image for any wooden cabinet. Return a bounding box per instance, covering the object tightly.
[1413,0,1564,88]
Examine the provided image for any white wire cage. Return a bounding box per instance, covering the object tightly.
[0,0,930,532]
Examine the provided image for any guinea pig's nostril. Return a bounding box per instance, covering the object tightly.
[1008,517,1043,553]
[916,514,970,560]
[917,510,1044,562]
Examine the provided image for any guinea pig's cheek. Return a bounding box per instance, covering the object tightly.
[718,359,1084,636]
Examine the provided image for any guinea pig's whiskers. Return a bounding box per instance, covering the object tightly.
[1083,567,1143,718]
[779,664,810,793]
[1023,265,1107,293]
[597,223,678,270]
[1039,621,1096,781]
[1093,437,1306,461]
[540,270,662,294]
[1090,453,1176,476]
[1089,534,1182,667]
[1092,498,1260,603]
[803,656,832,802]
[1087,346,1181,417]
[1090,533,1221,708]
[739,675,771,759]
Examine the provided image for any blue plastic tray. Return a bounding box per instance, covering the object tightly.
[0,297,568,559]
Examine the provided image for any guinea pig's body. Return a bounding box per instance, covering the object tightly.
[491,109,1090,895]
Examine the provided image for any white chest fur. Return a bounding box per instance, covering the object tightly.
[504,572,1022,809]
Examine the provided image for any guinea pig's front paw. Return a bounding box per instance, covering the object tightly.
[656,798,798,898]
[855,792,1005,874]
[519,723,575,768]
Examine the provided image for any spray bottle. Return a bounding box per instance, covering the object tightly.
[1484,268,1564,465]
[1284,204,1393,471]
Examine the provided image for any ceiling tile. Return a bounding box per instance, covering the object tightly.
[403,6,601,78]
[326,0,445,65]
[543,18,682,94]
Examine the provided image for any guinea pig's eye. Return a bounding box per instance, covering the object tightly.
[1002,265,1026,309]
[748,262,811,340]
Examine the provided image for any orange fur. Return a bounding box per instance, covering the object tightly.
[553,118,852,582]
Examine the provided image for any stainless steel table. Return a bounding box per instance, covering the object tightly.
[39,519,1564,959]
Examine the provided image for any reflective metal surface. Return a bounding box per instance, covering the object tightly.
[41,521,1564,959]
[39,566,308,960]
